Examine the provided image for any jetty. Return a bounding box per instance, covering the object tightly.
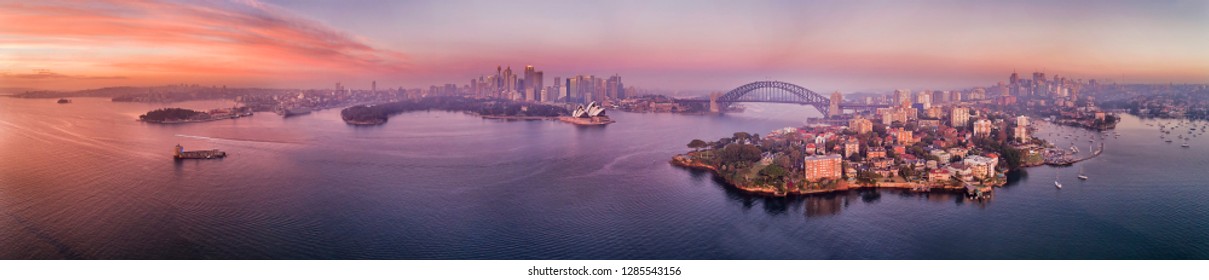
[173,144,226,160]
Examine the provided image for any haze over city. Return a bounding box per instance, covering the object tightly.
[2,0,1207,92]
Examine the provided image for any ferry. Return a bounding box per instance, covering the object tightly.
[173,144,226,160]
[276,107,313,117]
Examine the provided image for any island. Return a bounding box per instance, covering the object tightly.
[139,107,253,124]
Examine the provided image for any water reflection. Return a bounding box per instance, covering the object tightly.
[804,192,848,217]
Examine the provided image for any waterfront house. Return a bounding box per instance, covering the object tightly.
[963,155,997,179]
[928,169,952,183]
[946,163,975,182]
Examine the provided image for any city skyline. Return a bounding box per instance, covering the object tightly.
[2,0,1207,92]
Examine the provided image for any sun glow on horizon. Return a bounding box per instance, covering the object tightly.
[2,0,1207,92]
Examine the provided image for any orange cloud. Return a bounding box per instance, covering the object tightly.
[0,0,408,90]
[2,70,126,80]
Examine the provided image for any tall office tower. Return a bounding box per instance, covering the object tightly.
[616,76,625,99]
[495,66,503,93]
[894,89,911,108]
[532,71,543,102]
[503,66,515,93]
[517,79,526,99]
[606,74,623,101]
[1009,71,1019,85]
[563,78,572,102]
[593,76,606,103]
[523,65,537,101]
[542,86,555,103]
[569,76,581,103]
[949,90,962,103]
[552,76,562,102]
[932,90,946,104]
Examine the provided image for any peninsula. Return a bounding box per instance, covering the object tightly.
[340,96,569,126]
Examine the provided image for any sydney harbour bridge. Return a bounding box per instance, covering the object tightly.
[677,80,889,117]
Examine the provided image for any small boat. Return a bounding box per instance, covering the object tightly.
[1078,167,1088,180]
[1055,172,1063,189]
[1182,143,1191,148]
[57,98,71,104]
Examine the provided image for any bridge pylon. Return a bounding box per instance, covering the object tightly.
[709,92,721,113]
[828,91,842,118]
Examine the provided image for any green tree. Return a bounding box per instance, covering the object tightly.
[687,139,708,151]
[760,164,787,179]
[774,155,792,170]
[733,132,751,143]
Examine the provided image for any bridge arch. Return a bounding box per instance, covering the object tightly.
[715,81,832,116]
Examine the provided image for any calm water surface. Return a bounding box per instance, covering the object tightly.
[1,97,1207,259]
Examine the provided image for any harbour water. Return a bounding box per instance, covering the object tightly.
[1,97,1208,259]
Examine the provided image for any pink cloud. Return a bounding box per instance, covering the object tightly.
[0,0,408,89]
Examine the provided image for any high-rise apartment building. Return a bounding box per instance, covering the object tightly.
[973,119,993,137]
[951,107,969,129]
[804,154,843,181]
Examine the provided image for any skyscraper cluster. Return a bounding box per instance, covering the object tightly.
[1005,70,1082,100]
[468,65,623,104]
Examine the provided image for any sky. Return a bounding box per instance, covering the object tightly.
[2,0,1207,92]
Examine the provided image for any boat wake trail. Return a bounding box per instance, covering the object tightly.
[174,134,302,145]
[567,149,667,179]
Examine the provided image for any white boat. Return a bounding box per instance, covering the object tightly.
[1055,172,1063,189]
[1078,166,1088,180]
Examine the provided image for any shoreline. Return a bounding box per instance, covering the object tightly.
[670,155,976,198]
[342,111,611,125]
[141,112,253,124]
[475,113,560,121]
[557,116,615,126]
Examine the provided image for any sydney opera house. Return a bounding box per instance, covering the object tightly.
[562,102,614,125]
[571,102,607,118]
